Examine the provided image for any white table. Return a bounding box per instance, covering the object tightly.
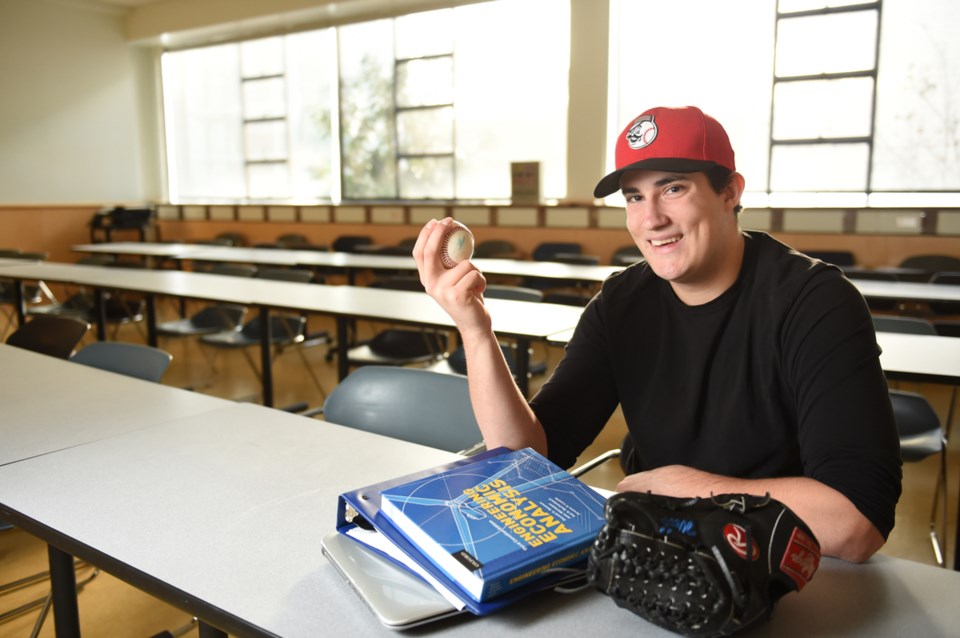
[851,278,960,304]
[2,398,958,638]
[0,345,233,466]
[547,328,960,385]
[2,262,582,401]
[74,242,623,285]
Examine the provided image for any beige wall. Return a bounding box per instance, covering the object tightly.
[0,0,148,205]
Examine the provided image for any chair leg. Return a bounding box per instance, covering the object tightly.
[27,565,98,638]
[291,344,328,401]
[929,441,948,567]
[0,561,98,630]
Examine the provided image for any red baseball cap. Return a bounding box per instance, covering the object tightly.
[594,106,736,198]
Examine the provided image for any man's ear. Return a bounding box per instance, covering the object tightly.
[725,172,746,210]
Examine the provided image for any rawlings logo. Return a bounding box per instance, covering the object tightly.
[626,115,657,149]
[724,523,759,560]
[780,528,821,590]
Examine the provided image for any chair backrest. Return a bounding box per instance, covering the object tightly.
[190,304,246,330]
[332,235,373,253]
[889,390,943,461]
[872,316,937,335]
[532,242,581,262]
[369,276,424,292]
[899,254,960,273]
[77,254,116,266]
[930,271,960,286]
[257,267,313,283]
[611,245,643,266]
[209,263,258,278]
[367,329,447,358]
[276,233,311,248]
[6,315,90,359]
[474,239,519,259]
[240,315,306,343]
[323,366,482,453]
[551,253,600,265]
[484,285,543,302]
[215,232,247,247]
[70,341,173,383]
[805,250,856,267]
[845,270,899,282]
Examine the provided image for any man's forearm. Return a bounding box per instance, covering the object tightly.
[461,328,547,455]
[617,465,885,562]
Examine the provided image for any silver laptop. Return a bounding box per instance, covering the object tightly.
[321,532,464,630]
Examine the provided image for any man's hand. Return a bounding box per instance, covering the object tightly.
[412,218,490,336]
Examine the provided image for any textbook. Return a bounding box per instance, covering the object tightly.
[377,447,607,603]
[336,447,598,616]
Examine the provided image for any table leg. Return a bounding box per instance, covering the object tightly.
[954,484,959,571]
[14,280,26,325]
[93,290,107,341]
[258,307,273,408]
[145,295,158,347]
[47,545,80,638]
[336,317,349,381]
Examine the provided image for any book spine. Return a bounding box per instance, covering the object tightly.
[480,539,594,600]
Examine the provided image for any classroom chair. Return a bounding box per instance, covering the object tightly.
[70,341,173,383]
[5,314,90,359]
[891,389,949,566]
[322,366,484,455]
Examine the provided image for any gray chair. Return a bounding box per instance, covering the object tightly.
[473,239,521,260]
[27,259,147,339]
[157,304,247,339]
[322,366,484,454]
[806,250,856,268]
[611,244,643,267]
[70,341,173,383]
[899,254,960,278]
[890,389,948,566]
[345,276,447,369]
[0,251,56,338]
[332,235,374,253]
[199,266,329,400]
[5,314,90,359]
[872,316,937,335]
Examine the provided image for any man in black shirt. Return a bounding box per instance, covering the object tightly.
[412,106,901,562]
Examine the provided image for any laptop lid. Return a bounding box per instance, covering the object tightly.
[321,532,464,630]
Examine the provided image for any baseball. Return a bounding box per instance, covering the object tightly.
[439,220,475,269]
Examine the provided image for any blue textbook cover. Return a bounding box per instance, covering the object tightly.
[378,447,607,603]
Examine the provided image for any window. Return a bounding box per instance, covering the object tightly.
[609,0,960,207]
[162,31,336,203]
[161,0,570,204]
[608,0,776,207]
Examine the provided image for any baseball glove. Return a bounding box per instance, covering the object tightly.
[586,491,820,636]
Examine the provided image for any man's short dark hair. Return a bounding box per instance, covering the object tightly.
[704,166,743,214]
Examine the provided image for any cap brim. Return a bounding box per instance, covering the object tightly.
[593,158,719,198]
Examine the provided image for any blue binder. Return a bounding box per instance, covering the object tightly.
[335,447,593,616]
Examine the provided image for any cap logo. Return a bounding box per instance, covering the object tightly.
[626,115,657,150]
